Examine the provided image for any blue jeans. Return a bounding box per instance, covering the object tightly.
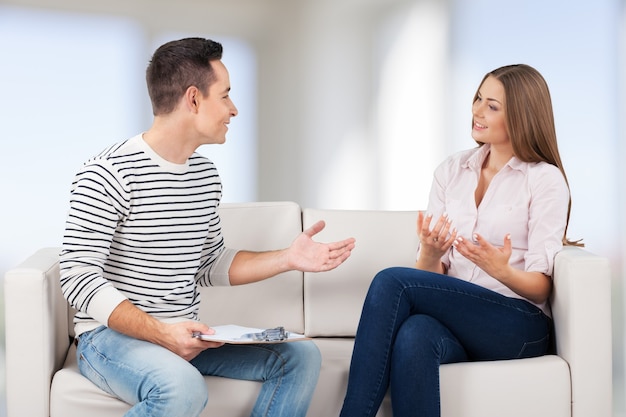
[76,326,321,417]
[339,267,552,417]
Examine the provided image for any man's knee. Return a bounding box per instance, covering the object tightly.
[276,341,321,379]
[146,364,208,417]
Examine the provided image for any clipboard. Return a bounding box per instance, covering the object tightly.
[192,324,310,344]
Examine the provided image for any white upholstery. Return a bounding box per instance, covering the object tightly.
[302,208,419,337]
[4,201,612,417]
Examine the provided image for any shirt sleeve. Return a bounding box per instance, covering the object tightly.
[416,158,453,270]
[203,247,239,286]
[59,160,130,326]
[194,208,238,287]
[525,164,570,277]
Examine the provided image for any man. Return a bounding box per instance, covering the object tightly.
[60,37,355,417]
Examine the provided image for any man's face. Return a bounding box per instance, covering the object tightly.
[196,60,238,144]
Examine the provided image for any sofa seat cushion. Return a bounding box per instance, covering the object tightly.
[310,339,571,417]
[52,341,571,417]
[50,345,262,417]
[440,355,571,417]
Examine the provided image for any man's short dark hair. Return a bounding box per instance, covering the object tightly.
[146,37,223,115]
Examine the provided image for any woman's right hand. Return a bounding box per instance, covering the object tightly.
[415,212,456,273]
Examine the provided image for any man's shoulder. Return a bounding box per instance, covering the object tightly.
[89,135,141,162]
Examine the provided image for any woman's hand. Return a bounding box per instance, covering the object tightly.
[453,233,512,279]
[453,233,551,303]
[415,212,457,273]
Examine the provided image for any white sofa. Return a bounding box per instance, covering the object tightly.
[4,201,613,417]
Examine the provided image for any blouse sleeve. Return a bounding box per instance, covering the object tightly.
[416,158,452,269]
[525,164,570,277]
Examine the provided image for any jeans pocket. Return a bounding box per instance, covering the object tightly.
[77,341,117,397]
[516,334,550,359]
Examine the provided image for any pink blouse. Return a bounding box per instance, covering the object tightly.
[420,144,570,315]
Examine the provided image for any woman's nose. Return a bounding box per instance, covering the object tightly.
[472,101,483,117]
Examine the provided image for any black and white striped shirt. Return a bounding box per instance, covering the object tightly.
[60,134,237,336]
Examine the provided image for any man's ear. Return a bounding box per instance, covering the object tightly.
[184,86,200,112]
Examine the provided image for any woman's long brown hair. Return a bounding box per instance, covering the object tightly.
[474,64,582,246]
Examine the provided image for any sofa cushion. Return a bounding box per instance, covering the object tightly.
[302,208,419,337]
[51,344,262,417]
[440,355,571,416]
[199,201,305,333]
[309,340,571,417]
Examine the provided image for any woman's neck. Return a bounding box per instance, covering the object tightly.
[483,144,514,173]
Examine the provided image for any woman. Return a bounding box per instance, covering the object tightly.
[339,64,580,417]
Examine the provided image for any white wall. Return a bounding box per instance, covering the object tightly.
[0,0,623,415]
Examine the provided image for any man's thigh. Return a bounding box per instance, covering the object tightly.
[77,326,203,404]
[190,341,318,381]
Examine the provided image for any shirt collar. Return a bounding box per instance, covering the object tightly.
[463,144,527,174]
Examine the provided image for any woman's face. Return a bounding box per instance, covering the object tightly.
[471,76,509,146]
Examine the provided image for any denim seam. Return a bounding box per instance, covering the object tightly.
[245,344,286,417]
[399,281,544,317]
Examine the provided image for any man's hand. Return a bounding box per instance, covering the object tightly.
[156,321,224,361]
[108,300,224,361]
[287,220,356,272]
[228,220,355,285]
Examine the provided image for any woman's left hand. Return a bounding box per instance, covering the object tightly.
[453,233,512,280]
[453,233,552,304]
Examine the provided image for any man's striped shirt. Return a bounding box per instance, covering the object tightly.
[60,134,236,336]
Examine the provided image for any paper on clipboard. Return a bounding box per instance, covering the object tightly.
[192,324,310,344]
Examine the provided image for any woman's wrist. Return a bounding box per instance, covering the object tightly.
[415,256,445,274]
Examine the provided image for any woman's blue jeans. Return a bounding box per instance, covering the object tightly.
[76,325,321,417]
[339,267,552,417]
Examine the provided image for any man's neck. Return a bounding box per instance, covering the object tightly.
[143,116,200,164]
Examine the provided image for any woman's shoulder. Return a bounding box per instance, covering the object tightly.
[525,161,569,193]
[436,146,484,173]
[525,160,564,179]
[446,146,482,162]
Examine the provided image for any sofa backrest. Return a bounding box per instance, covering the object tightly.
[302,208,419,337]
[198,201,306,333]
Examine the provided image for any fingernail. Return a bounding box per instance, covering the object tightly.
[473,234,478,241]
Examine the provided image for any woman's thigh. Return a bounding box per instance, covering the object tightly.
[369,267,552,360]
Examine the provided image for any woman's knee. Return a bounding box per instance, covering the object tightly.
[394,315,467,364]
[395,315,441,352]
[367,267,408,297]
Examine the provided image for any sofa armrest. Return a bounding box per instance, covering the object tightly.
[4,247,69,417]
[551,246,612,417]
